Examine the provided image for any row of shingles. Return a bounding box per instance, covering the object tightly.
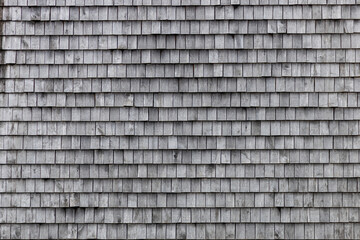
[0,179,359,194]
[4,0,360,6]
[2,77,360,93]
[0,207,359,224]
[0,136,355,150]
[3,134,353,146]
[0,92,358,107]
[2,21,360,36]
[3,34,358,51]
[0,163,359,178]
[0,149,357,164]
[5,50,360,65]
[4,64,359,79]
[0,107,351,121]
[0,173,358,195]
[0,149,358,163]
[1,192,359,208]
[3,5,360,21]
[0,223,358,240]
[1,120,360,136]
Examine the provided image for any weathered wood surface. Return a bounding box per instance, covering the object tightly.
[1,0,360,239]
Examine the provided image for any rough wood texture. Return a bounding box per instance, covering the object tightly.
[1,0,360,239]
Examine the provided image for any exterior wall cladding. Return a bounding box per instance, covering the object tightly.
[1,0,360,239]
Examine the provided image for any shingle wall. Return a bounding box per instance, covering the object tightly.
[1,0,360,239]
